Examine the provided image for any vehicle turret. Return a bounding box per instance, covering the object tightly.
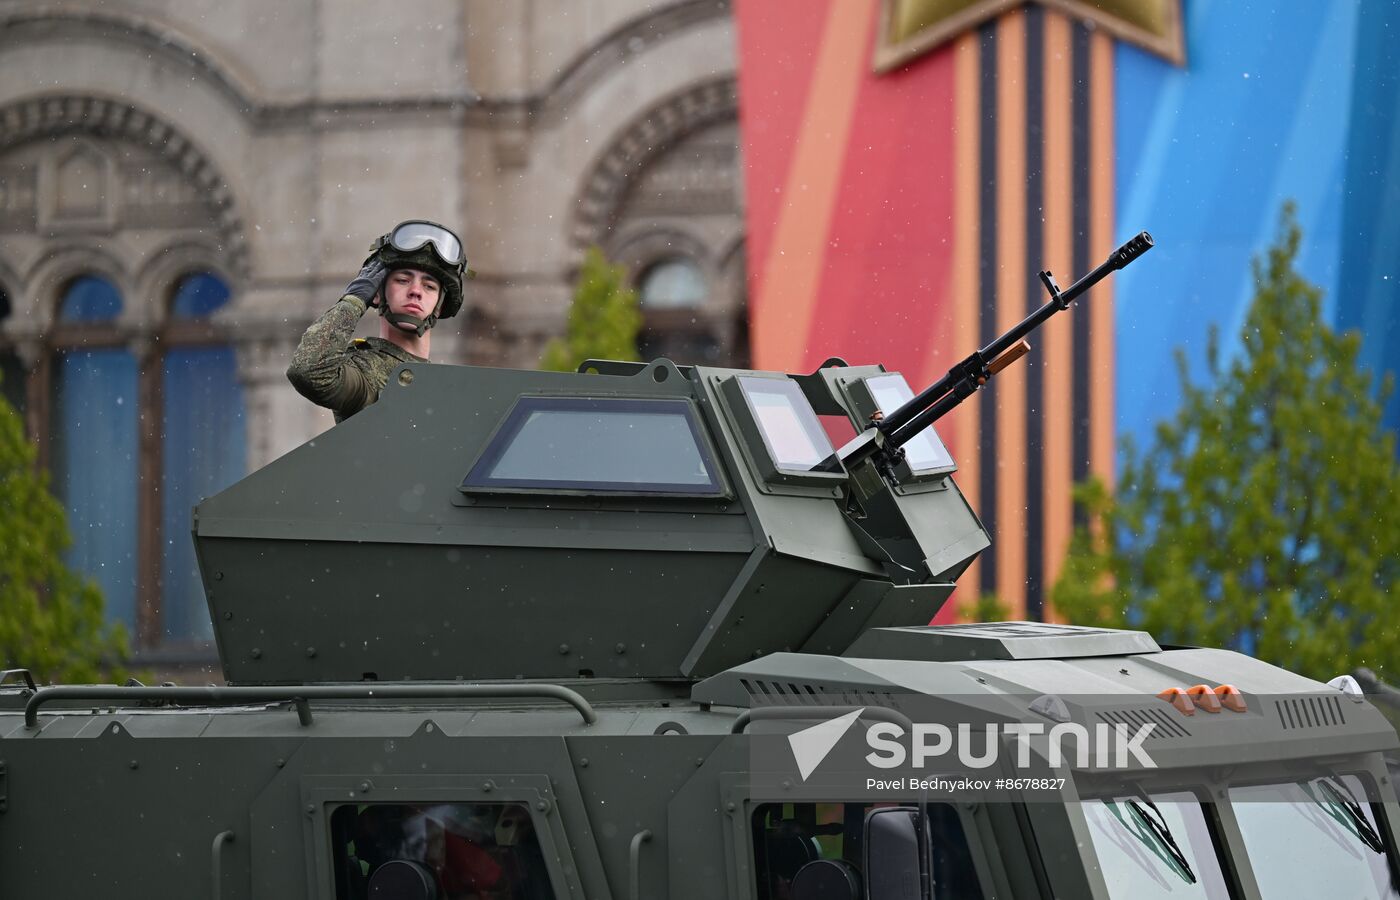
[193,356,988,685]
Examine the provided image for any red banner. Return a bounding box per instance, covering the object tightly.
[739,0,961,391]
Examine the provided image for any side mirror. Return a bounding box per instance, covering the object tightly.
[863,807,923,900]
[791,858,863,900]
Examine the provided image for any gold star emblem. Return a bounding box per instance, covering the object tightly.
[874,0,1185,72]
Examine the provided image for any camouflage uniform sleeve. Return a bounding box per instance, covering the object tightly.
[286,295,376,417]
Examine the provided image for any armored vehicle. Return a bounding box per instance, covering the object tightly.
[3,236,1399,899]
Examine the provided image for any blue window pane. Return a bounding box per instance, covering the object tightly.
[51,348,139,631]
[161,345,245,642]
[59,276,122,322]
[170,273,230,319]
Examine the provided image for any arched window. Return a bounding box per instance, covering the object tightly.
[3,108,249,673]
[39,270,246,654]
[588,109,748,368]
[639,258,707,309]
[49,276,139,631]
[159,273,245,641]
[635,257,730,365]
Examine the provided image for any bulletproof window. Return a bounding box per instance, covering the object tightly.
[863,373,956,474]
[1229,777,1397,899]
[1082,792,1233,899]
[734,376,836,471]
[329,802,554,900]
[462,396,724,496]
[751,801,985,900]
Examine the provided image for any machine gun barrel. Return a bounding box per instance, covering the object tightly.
[876,231,1153,451]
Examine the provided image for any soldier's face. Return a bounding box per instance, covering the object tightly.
[384,268,442,326]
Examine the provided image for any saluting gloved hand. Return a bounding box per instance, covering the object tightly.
[344,258,388,307]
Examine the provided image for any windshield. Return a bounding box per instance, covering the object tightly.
[1082,792,1232,898]
[1230,777,1399,899]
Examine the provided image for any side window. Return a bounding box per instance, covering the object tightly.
[330,803,554,900]
[752,801,984,900]
[461,396,725,497]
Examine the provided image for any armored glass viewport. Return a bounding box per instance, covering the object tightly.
[863,374,956,475]
[734,376,836,470]
[461,396,725,496]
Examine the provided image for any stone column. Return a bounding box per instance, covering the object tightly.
[9,338,46,455]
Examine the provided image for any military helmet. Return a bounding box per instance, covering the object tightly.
[368,220,474,335]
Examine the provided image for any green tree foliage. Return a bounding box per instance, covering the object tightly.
[1053,203,1400,680]
[0,386,126,684]
[540,247,642,372]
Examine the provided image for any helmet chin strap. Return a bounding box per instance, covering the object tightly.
[381,308,436,337]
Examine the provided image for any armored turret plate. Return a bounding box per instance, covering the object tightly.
[845,622,1161,662]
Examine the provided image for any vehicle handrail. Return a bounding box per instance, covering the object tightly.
[23,683,598,729]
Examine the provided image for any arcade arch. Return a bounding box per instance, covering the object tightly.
[572,78,749,367]
[0,96,247,656]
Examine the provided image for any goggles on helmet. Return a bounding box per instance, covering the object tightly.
[382,220,468,273]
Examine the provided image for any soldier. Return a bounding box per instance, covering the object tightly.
[287,220,470,422]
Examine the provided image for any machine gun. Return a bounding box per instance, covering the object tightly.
[838,230,1154,481]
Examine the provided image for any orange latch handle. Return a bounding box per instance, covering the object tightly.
[1214,684,1247,713]
[1186,684,1222,713]
[1157,686,1196,716]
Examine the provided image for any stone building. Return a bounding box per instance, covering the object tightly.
[0,0,744,667]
